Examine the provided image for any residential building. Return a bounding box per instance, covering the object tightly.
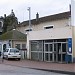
[0,29,27,59]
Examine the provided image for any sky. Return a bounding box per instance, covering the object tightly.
[0,0,71,22]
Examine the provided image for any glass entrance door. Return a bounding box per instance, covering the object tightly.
[57,43,62,62]
[44,43,53,62]
[57,43,67,62]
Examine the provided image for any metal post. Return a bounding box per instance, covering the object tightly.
[1,43,4,63]
[27,7,31,31]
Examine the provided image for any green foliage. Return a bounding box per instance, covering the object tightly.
[3,10,18,33]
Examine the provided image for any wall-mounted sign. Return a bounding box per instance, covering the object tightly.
[68,38,72,53]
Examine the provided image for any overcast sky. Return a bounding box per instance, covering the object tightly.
[0,0,71,22]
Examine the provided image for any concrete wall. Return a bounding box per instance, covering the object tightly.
[71,0,75,62]
[33,19,69,31]
[28,27,72,40]
[16,18,69,34]
[72,26,75,62]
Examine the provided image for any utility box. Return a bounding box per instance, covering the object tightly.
[65,55,72,63]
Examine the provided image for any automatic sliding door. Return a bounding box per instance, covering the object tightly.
[54,43,58,62]
[57,43,62,62]
[57,43,67,62]
[44,43,53,62]
[62,43,67,62]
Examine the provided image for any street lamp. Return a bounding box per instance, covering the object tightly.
[27,7,31,31]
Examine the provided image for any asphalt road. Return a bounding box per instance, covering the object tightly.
[0,64,68,75]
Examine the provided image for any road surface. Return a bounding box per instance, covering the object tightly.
[0,63,68,75]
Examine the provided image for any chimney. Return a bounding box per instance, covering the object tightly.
[69,4,71,16]
[36,12,39,21]
[4,14,6,18]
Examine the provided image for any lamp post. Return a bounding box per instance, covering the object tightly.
[27,7,31,31]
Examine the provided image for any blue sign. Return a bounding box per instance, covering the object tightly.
[68,38,72,53]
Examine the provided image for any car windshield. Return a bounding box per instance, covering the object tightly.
[10,49,19,53]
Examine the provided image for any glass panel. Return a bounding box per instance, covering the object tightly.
[62,43,66,52]
[31,52,38,60]
[31,41,43,51]
[49,44,52,51]
[45,40,53,43]
[58,54,61,61]
[10,49,19,52]
[50,53,52,61]
[62,54,66,62]
[57,39,66,42]
[39,53,42,61]
[31,43,37,51]
[58,43,61,54]
[10,49,15,52]
[39,43,42,51]
[15,44,20,49]
[54,54,56,62]
[22,44,26,49]
[54,44,57,51]
[45,53,48,61]
[45,44,48,51]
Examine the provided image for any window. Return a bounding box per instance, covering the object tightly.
[22,44,26,49]
[15,44,20,49]
[44,25,54,29]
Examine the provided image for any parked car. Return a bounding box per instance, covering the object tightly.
[4,48,21,60]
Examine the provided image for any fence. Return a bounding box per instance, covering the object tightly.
[20,49,27,59]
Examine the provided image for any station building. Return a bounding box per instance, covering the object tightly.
[16,10,73,63]
[16,0,75,63]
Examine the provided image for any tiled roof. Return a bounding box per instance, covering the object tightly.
[17,11,70,27]
[0,30,27,41]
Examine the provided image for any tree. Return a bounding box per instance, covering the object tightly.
[3,9,18,33]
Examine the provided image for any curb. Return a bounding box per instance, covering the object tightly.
[30,68,75,75]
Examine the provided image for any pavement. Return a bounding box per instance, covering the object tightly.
[0,59,75,74]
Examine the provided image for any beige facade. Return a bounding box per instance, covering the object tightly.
[28,27,72,40]
[16,18,70,33]
[72,26,75,62]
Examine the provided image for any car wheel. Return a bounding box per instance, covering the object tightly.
[18,58,20,61]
